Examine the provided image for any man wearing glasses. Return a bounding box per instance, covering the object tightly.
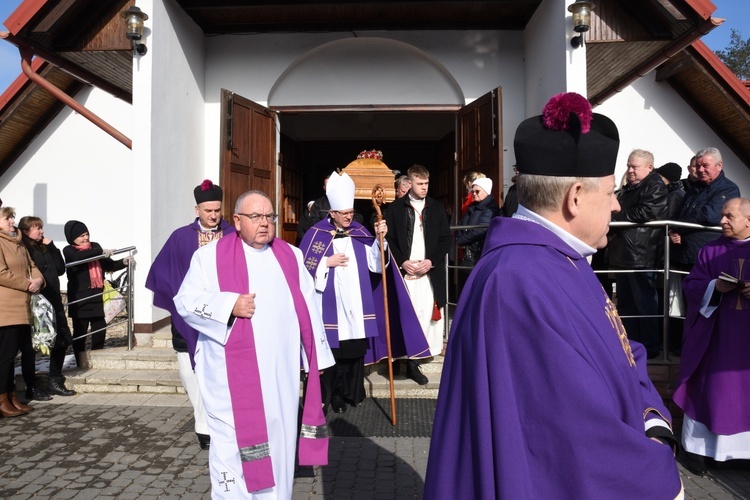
[145,179,234,451]
[299,171,431,413]
[175,190,334,498]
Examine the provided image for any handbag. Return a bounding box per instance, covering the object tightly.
[31,294,57,355]
[103,280,127,323]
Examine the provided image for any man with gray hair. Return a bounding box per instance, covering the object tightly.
[674,197,750,475]
[606,149,668,358]
[426,93,681,498]
[669,147,740,271]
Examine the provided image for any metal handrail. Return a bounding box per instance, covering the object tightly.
[445,219,722,363]
[65,246,137,350]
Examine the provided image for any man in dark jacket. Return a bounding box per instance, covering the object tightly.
[607,149,667,358]
[385,164,452,381]
[669,147,741,271]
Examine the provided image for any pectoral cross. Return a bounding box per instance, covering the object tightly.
[194,304,212,320]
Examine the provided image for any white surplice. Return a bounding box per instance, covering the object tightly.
[175,240,334,499]
[313,235,385,341]
[405,197,445,356]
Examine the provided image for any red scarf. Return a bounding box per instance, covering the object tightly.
[75,243,103,288]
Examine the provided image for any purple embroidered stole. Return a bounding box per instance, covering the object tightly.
[298,221,380,347]
[216,234,328,493]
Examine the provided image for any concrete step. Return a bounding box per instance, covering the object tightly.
[364,359,442,398]
[151,330,172,348]
[86,346,179,371]
[66,368,184,394]
[65,345,443,397]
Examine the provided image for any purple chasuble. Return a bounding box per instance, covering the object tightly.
[145,218,235,365]
[299,219,430,363]
[425,217,681,499]
[673,235,750,435]
[216,234,327,493]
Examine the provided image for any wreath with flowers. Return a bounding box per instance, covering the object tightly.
[357,149,383,160]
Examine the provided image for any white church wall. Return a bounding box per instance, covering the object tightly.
[202,30,528,190]
[0,85,132,290]
[597,72,750,197]
[523,0,573,117]
[134,0,208,324]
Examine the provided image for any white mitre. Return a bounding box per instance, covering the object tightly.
[326,171,355,211]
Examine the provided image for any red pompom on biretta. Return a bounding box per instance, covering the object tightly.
[200,179,214,191]
[513,92,619,177]
[542,92,593,133]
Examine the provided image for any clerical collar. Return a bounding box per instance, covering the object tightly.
[408,194,425,203]
[513,205,596,258]
[199,222,218,232]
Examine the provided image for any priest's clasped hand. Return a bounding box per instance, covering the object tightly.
[232,293,256,319]
[327,253,349,268]
[403,259,432,276]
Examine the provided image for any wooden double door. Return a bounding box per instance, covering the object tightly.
[219,87,504,245]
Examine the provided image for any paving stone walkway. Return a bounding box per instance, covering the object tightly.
[0,394,747,499]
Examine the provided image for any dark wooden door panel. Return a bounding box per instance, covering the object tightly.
[220,89,277,214]
[456,87,503,205]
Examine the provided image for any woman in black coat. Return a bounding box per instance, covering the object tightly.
[19,216,76,397]
[456,177,501,270]
[63,220,129,367]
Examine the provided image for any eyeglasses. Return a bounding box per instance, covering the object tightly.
[471,190,482,195]
[332,210,355,218]
[237,213,278,224]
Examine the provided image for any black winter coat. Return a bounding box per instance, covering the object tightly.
[664,182,685,221]
[385,195,452,307]
[607,172,668,269]
[64,242,126,319]
[456,195,501,263]
[24,240,64,305]
[24,239,73,345]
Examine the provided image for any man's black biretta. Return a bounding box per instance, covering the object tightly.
[194,179,223,205]
[514,92,620,178]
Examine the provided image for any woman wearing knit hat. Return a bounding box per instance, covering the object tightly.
[456,176,502,271]
[655,162,686,220]
[63,220,132,367]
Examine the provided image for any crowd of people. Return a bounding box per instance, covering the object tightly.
[2,91,747,497]
[0,201,132,417]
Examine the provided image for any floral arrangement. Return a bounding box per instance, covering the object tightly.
[357,149,383,160]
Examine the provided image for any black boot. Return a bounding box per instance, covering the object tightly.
[683,451,708,475]
[48,377,76,397]
[25,386,52,401]
[197,433,210,450]
[405,360,428,385]
[331,395,347,413]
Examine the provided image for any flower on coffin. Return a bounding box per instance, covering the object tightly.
[357,149,383,160]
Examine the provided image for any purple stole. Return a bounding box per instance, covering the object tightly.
[216,234,328,493]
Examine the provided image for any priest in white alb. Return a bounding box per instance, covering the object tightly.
[175,190,334,499]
